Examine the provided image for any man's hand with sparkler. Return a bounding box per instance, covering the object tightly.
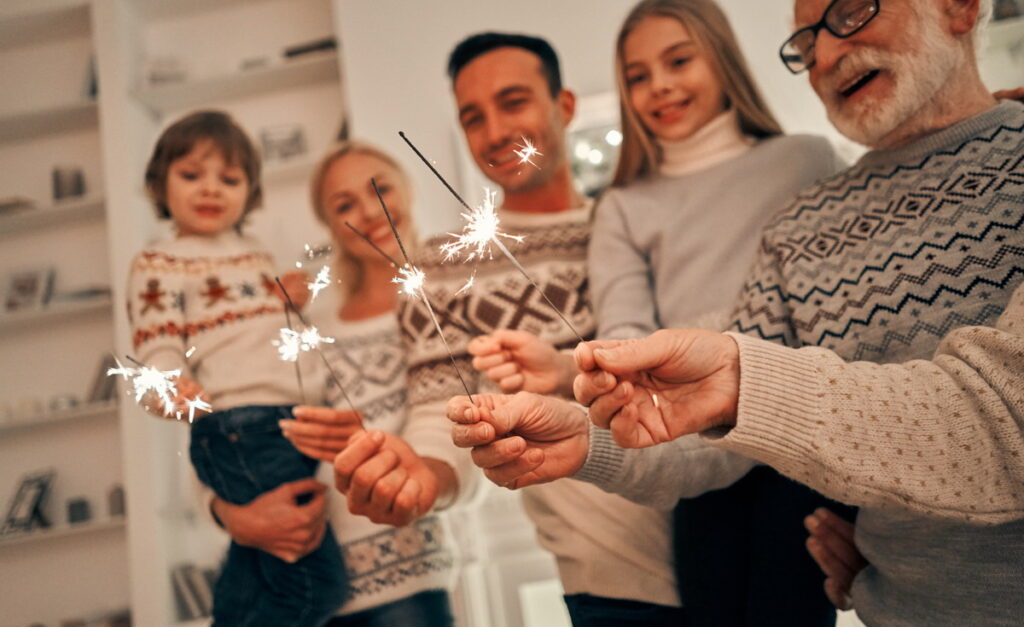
[468,331,577,397]
[573,329,740,448]
[446,392,589,490]
[281,406,364,462]
[211,478,329,564]
[333,430,453,527]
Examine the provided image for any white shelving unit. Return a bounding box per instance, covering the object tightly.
[134,52,340,116]
[0,195,105,237]
[0,517,125,550]
[0,295,112,332]
[0,100,99,143]
[0,399,117,435]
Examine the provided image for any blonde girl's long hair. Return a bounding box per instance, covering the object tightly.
[309,140,418,298]
[612,0,783,187]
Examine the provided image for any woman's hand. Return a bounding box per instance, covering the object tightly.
[468,330,577,397]
[283,406,364,462]
[212,478,329,563]
[333,431,454,526]
[277,270,311,310]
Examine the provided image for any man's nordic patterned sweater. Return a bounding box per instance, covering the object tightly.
[726,101,1024,626]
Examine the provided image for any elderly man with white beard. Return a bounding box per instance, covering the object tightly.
[444,0,1024,624]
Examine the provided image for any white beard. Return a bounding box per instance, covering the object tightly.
[816,12,963,148]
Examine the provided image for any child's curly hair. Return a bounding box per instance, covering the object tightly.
[144,110,263,222]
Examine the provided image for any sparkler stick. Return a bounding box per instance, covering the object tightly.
[344,221,478,337]
[282,304,307,404]
[369,177,476,402]
[399,131,585,343]
[274,277,359,413]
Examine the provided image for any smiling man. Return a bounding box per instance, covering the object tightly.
[333,32,686,625]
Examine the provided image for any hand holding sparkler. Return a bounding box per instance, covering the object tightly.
[445,392,589,490]
[283,405,365,462]
[333,430,453,526]
[276,270,312,310]
[468,330,577,397]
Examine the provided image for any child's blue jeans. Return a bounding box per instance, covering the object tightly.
[190,405,348,627]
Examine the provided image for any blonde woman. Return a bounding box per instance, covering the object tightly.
[467,1,853,624]
[219,141,458,626]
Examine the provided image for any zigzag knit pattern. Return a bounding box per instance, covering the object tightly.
[340,517,454,599]
[729,104,1024,363]
[400,219,595,404]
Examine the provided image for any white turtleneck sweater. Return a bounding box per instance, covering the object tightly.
[579,112,845,500]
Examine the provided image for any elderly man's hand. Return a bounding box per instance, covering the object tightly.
[446,392,589,489]
[468,330,576,396]
[573,329,740,448]
[333,431,446,527]
[805,508,866,611]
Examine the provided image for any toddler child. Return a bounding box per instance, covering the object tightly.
[127,110,347,626]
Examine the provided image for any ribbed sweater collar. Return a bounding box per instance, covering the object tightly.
[856,101,1022,169]
[657,109,754,177]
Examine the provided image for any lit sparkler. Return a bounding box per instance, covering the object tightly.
[513,136,542,169]
[440,188,523,263]
[108,355,203,420]
[274,277,358,413]
[369,178,476,401]
[399,131,585,342]
[308,265,331,301]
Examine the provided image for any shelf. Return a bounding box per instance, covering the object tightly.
[0,0,90,50]
[134,53,340,115]
[0,100,99,144]
[0,196,105,238]
[0,296,112,333]
[0,518,125,550]
[988,16,1024,50]
[0,400,118,436]
[264,156,317,186]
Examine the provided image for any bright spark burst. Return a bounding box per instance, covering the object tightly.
[514,137,542,169]
[392,265,426,297]
[184,396,212,423]
[308,265,331,301]
[185,346,196,359]
[440,189,523,264]
[107,358,181,417]
[274,326,336,362]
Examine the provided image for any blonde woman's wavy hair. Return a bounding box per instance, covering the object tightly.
[612,0,783,187]
[309,140,419,298]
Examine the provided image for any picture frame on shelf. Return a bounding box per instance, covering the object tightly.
[260,124,307,163]
[1,469,55,535]
[993,0,1022,20]
[87,354,119,403]
[3,267,55,313]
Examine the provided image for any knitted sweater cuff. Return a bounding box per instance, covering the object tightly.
[573,423,628,490]
[703,333,824,478]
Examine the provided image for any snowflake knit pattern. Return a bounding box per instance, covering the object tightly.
[726,101,1024,626]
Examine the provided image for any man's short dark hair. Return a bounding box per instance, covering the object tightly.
[447,32,563,97]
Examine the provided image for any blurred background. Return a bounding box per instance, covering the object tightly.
[0,0,1019,625]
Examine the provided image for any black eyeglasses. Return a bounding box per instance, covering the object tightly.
[779,0,880,74]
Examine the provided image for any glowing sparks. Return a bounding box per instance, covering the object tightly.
[185,346,196,359]
[274,326,335,362]
[392,264,426,297]
[184,396,212,423]
[514,137,542,169]
[441,189,523,265]
[308,265,331,301]
[107,357,182,417]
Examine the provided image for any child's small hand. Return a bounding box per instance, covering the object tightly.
[173,375,211,419]
[277,270,311,310]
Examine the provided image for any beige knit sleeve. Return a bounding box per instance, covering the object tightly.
[705,284,1024,525]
